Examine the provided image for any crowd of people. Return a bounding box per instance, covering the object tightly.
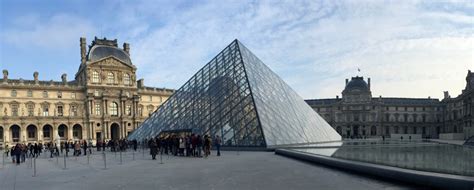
[2,134,223,165]
[146,134,222,160]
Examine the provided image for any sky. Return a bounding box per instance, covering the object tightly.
[0,0,473,99]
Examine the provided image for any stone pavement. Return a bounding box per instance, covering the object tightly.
[0,149,422,190]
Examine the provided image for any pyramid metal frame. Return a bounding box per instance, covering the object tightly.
[127,40,341,148]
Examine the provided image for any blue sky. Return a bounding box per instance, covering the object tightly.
[0,0,473,99]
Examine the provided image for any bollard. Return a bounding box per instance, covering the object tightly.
[103,152,107,169]
[63,154,67,170]
[33,158,37,177]
[119,151,122,165]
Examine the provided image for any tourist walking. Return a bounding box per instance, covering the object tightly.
[204,135,212,158]
[215,135,222,156]
[150,139,158,160]
[13,144,21,165]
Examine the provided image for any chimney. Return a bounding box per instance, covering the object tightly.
[61,73,67,84]
[33,71,39,84]
[137,79,144,88]
[368,77,371,90]
[336,95,339,99]
[345,79,348,86]
[443,91,449,99]
[123,43,130,55]
[80,37,87,65]
[2,69,8,80]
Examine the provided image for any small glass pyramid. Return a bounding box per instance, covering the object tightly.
[127,40,341,148]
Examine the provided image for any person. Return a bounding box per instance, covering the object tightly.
[5,144,9,157]
[204,135,212,158]
[133,139,138,151]
[88,141,92,155]
[179,137,185,156]
[150,139,158,160]
[74,142,81,156]
[13,144,21,165]
[65,142,70,157]
[215,135,222,156]
[196,135,202,157]
[83,141,88,156]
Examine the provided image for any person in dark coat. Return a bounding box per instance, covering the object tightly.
[150,139,158,160]
[13,144,21,165]
[133,139,138,151]
[83,141,88,156]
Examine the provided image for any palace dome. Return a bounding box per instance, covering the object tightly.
[344,76,369,92]
[88,45,131,65]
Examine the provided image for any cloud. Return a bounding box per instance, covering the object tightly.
[1,14,97,50]
[1,0,472,100]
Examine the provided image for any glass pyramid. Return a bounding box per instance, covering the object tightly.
[127,40,341,148]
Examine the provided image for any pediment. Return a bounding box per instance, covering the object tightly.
[88,56,136,70]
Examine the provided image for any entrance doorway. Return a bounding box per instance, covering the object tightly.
[111,123,120,140]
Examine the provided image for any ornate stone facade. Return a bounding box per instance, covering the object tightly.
[0,37,174,146]
[306,71,474,140]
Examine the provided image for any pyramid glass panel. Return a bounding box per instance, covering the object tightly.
[128,40,341,148]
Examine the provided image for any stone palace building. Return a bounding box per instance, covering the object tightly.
[306,72,474,140]
[0,37,174,146]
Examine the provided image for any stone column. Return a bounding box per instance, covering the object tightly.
[5,127,10,146]
[21,126,27,143]
[91,122,95,141]
[68,125,73,141]
[105,121,109,140]
[38,126,43,142]
[53,125,58,142]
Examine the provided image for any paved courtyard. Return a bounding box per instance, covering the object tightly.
[0,150,422,190]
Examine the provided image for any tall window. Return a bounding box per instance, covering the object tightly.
[95,104,101,116]
[138,106,143,116]
[107,72,114,84]
[11,90,17,97]
[27,90,33,97]
[27,126,35,139]
[71,105,77,116]
[42,105,49,116]
[92,71,100,83]
[110,102,118,116]
[123,73,130,85]
[11,104,19,116]
[126,105,131,116]
[57,106,63,116]
[43,126,51,138]
[43,91,48,98]
[27,104,34,116]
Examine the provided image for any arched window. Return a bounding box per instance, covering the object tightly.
[107,72,115,84]
[123,73,130,85]
[110,102,118,116]
[92,71,100,83]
